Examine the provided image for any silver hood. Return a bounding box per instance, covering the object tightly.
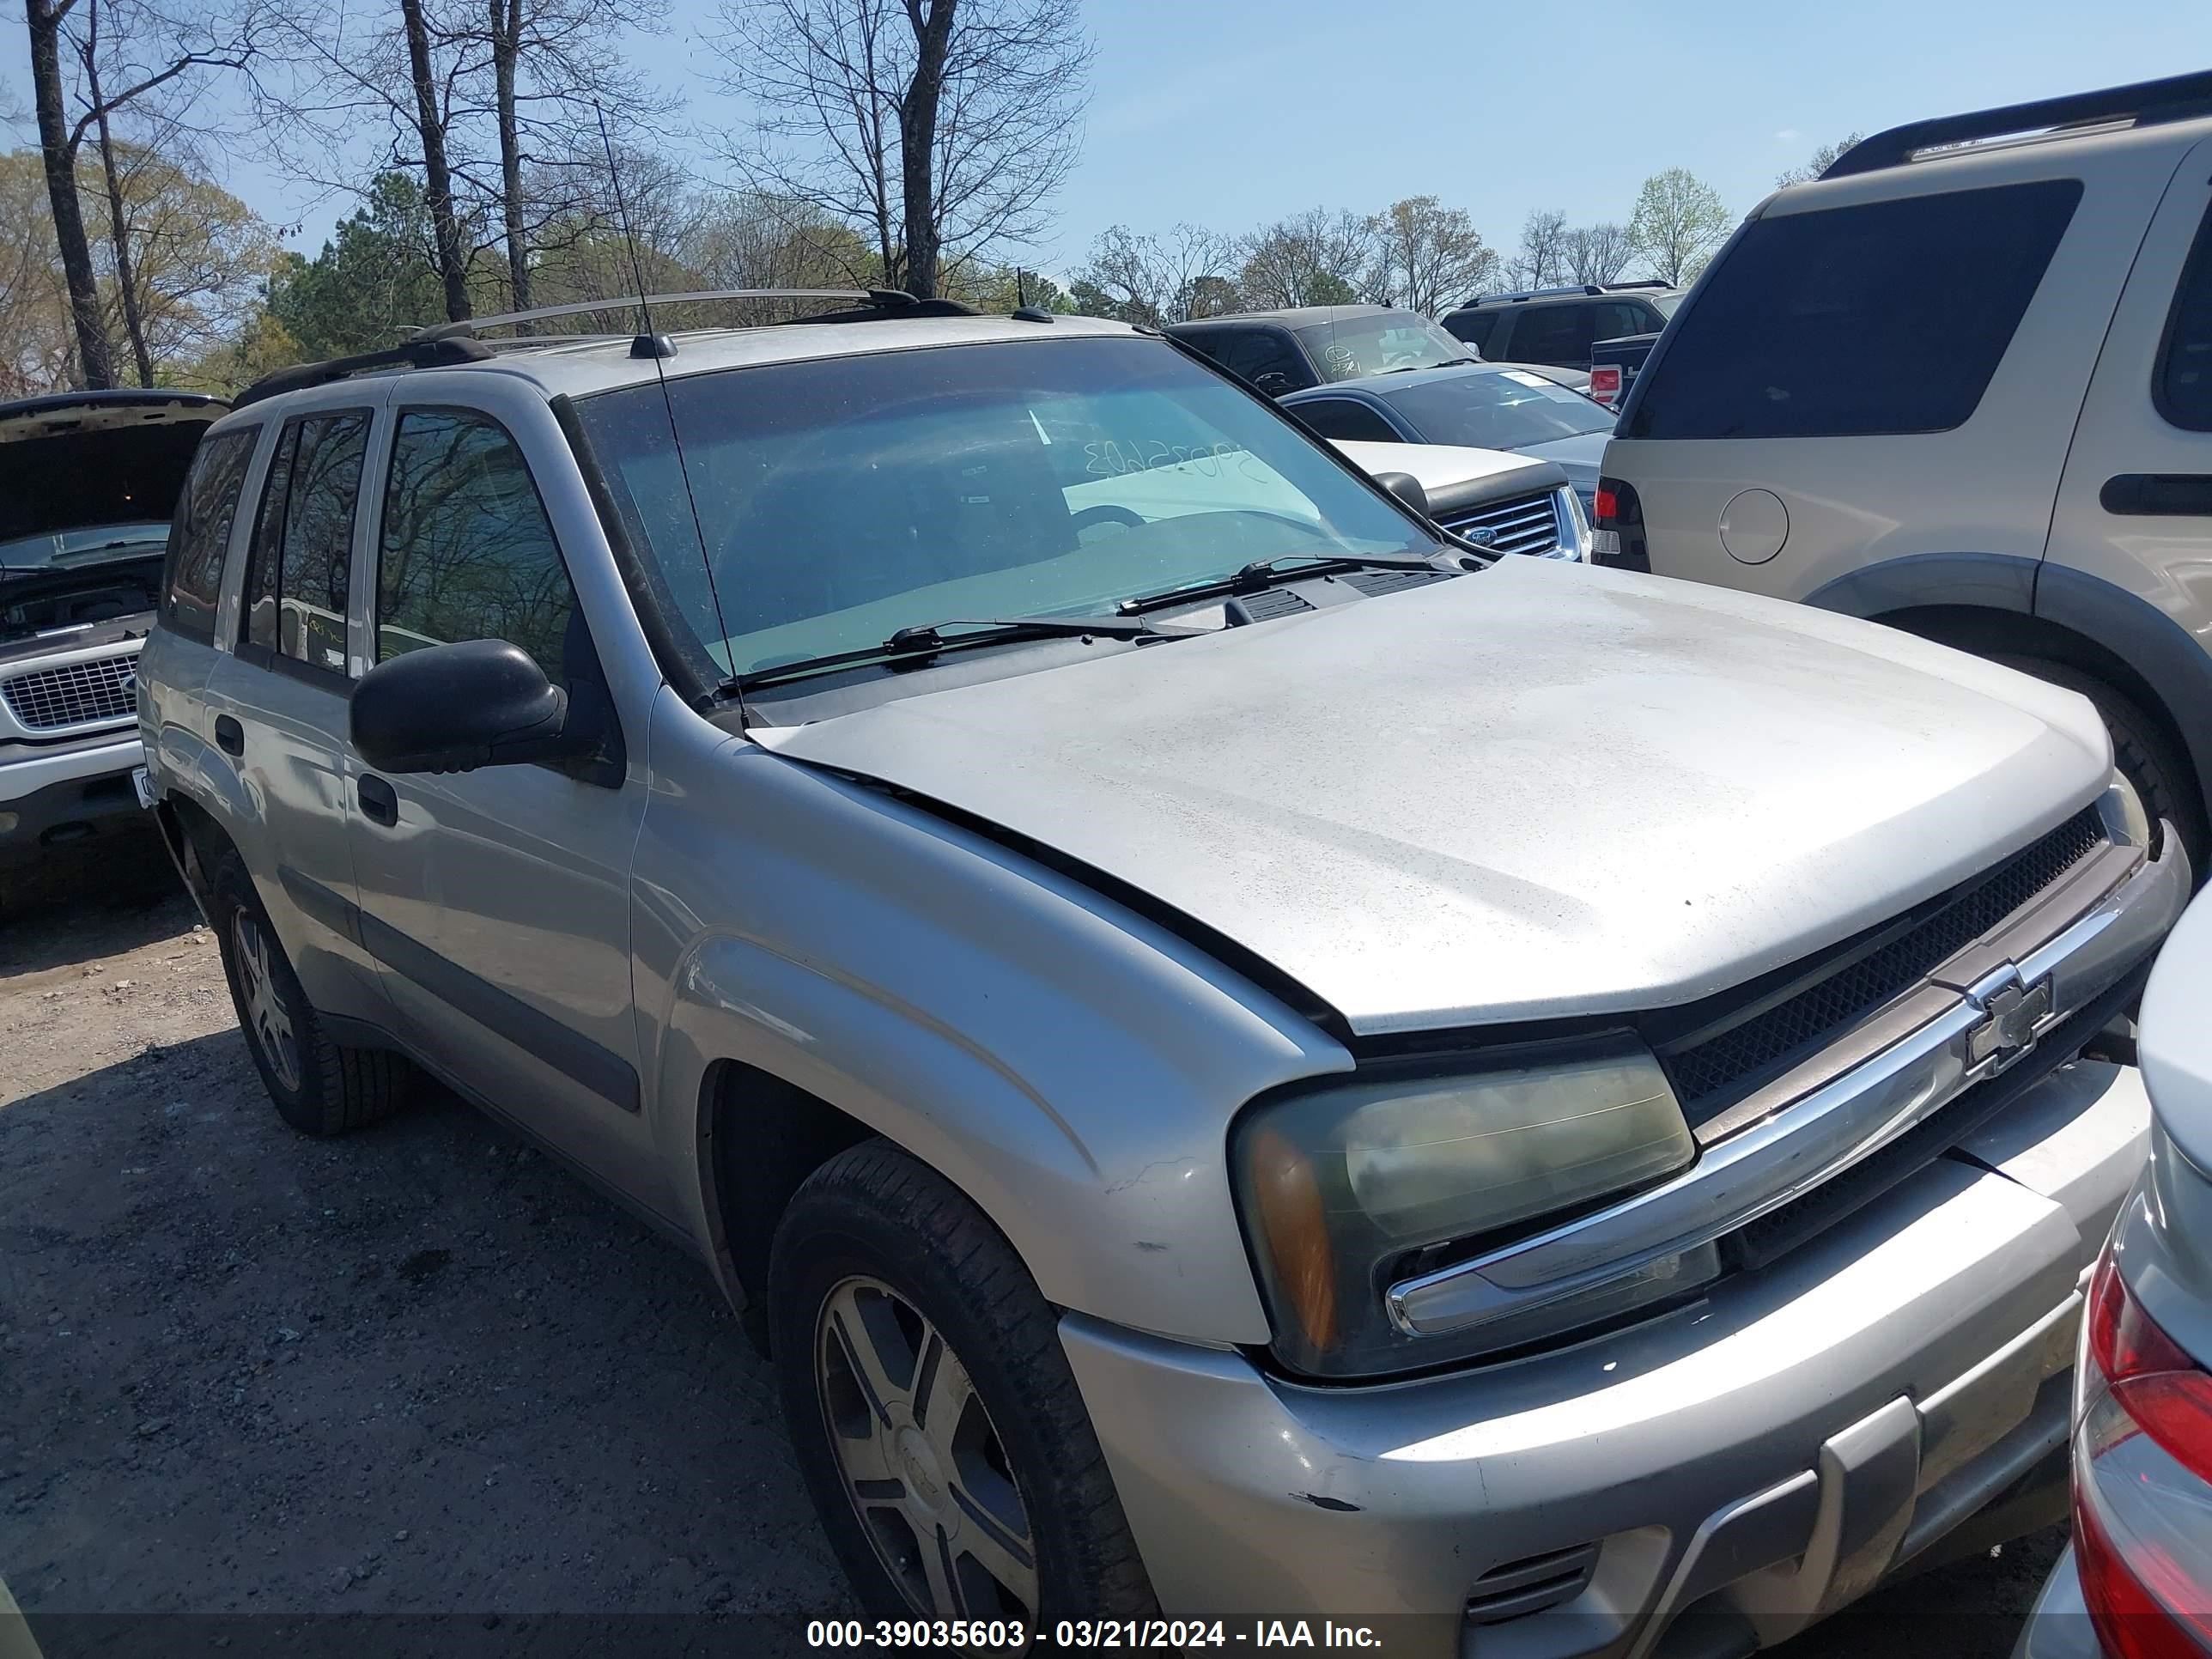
[754,559,2112,1035]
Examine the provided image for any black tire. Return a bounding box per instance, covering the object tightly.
[1993,655,2207,872]
[769,1139,1157,1624]
[210,851,410,1136]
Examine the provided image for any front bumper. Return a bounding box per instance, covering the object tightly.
[1062,1058,2148,1657]
[0,732,144,858]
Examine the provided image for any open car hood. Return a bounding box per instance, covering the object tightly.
[0,390,228,548]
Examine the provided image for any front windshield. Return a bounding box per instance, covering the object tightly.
[574,336,1434,678]
[1383,369,1613,449]
[0,522,171,574]
[1294,313,1469,382]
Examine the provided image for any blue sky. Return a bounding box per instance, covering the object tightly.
[7,0,2205,283]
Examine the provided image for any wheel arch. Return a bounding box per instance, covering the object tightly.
[1807,555,2212,838]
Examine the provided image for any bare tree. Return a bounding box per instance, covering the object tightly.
[1074,221,1237,325]
[710,0,1091,299]
[1237,208,1374,309]
[1504,208,1570,290]
[25,0,258,386]
[1776,132,1863,189]
[1367,195,1497,315]
[1562,221,1633,285]
[1627,168,1731,285]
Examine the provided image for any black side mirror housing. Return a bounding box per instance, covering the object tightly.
[1374,470,1431,520]
[350,639,582,775]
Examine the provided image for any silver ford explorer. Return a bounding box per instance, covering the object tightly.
[132,294,2189,1654]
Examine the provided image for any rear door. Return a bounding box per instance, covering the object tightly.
[201,395,387,1023]
[2046,134,2212,672]
[1604,134,2179,604]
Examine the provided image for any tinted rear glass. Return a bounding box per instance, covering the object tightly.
[1626,179,2081,441]
[2157,204,2212,431]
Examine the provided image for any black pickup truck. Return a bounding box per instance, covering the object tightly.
[1588,330,1661,411]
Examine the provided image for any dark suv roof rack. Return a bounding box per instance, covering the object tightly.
[1822,69,2212,179]
[1462,280,1674,307]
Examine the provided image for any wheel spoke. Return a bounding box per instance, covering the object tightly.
[920,1522,962,1616]
[951,1513,1036,1616]
[914,1334,975,1460]
[826,1284,917,1419]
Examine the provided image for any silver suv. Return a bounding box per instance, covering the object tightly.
[137,292,2186,1650]
[1598,71,2212,878]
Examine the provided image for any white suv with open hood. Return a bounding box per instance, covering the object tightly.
[0,388,229,904]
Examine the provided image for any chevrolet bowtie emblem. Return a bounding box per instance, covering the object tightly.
[1966,976,2053,1072]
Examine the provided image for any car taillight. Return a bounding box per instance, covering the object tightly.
[1592,485,1619,525]
[2073,1247,2212,1659]
[1589,366,1623,409]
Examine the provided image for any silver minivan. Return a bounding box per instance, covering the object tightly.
[137,297,2184,1651]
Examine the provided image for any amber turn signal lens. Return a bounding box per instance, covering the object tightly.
[1248,1125,1336,1353]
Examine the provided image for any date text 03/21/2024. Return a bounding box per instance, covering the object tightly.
[805,1620,1388,1649]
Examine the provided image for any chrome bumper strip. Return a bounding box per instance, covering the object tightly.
[1386,832,2189,1339]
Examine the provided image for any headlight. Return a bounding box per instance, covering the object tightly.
[2100,768,2153,852]
[1232,1036,1701,1377]
[1556,483,1592,561]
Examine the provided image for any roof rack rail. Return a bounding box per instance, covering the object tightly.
[1822,69,2212,179]
[1467,283,1609,307]
[1600,279,1672,292]
[234,337,493,410]
[411,286,938,342]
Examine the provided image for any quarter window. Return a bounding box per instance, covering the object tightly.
[375,409,579,681]
[1291,398,1401,443]
[2157,203,2212,431]
[161,425,258,643]
[241,411,368,675]
[1626,179,2081,441]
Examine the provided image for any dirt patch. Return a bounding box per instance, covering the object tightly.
[0,865,2058,1657]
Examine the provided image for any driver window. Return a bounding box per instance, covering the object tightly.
[376,409,581,681]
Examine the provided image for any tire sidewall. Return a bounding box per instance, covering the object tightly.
[770,1193,1102,1623]
[211,856,324,1133]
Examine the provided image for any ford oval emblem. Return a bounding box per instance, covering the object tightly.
[1464,526,1498,546]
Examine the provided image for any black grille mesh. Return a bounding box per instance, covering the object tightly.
[1664,805,2107,1111]
[1342,568,1454,598]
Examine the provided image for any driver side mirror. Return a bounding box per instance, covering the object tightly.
[1373,471,1431,520]
[350,639,586,775]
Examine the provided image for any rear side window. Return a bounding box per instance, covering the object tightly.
[2157,204,2212,431]
[1504,305,1589,366]
[1626,179,2081,441]
[1214,329,1310,389]
[375,409,579,681]
[1291,398,1401,443]
[1443,311,1504,354]
[241,411,369,676]
[161,425,258,642]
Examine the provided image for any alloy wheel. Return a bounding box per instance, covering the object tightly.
[232,911,301,1094]
[815,1274,1039,1620]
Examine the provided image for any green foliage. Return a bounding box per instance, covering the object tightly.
[267,174,450,360]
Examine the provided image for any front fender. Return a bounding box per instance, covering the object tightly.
[635,707,1352,1346]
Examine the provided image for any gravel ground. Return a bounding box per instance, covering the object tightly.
[0,843,2061,1659]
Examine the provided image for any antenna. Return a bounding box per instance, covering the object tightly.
[593,103,738,701]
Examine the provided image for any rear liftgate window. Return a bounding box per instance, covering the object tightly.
[1626,179,2082,441]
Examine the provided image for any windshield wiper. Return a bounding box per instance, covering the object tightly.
[1117,550,1446,615]
[731,614,1167,692]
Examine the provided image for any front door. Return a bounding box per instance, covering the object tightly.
[341,402,658,1205]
